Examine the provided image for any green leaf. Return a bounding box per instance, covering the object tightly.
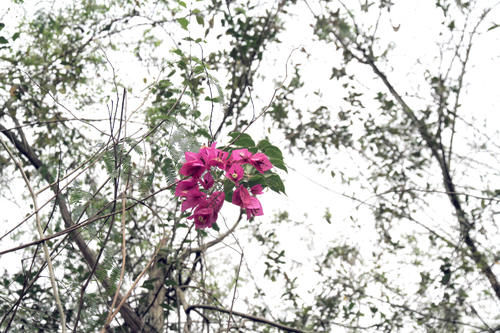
[263,146,283,160]
[229,132,255,147]
[0,23,4,31]
[177,17,189,30]
[270,158,287,172]
[212,222,220,231]
[257,139,272,151]
[266,174,286,194]
[488,23,500,31]
[12,32,20,40]
[247,174,266,188]
[0,36,8,44]
[223,179,235,202]
[196,14,204,26]
[195,128,212,139]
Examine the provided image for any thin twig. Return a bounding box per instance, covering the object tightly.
[0,137,67,333]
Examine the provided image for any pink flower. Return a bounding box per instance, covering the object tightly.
[175,178,198,197]
[245,199,263,219]
[200,171,215,190]
[181,188,206,212]
[229,148,252,165]
[189,207,215,229]
[189,191,225,229]
[225,163,244,183]
[200,143,228,169]
[208,191,225,213]
[250,153,273,173]
[180,158,206,178]
[232,185,264,219]
[250,184,263,195]
[185,151,201,162]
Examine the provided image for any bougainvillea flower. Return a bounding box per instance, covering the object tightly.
[232,185,263,219]
[250,184,264,195]
[199,143,228,169]
[250,153,273,173]
[188,192,225,229]
[245,197,263,219]
[200,171,215,190]
[209,191,225,213]
[175,178,198,197]
[225,163,244,183]
[232,185,260,209]
[179,159,205,178]
[185,151,201,162]
[181,188,206,212]
[189,207,215,229]
[229,148,253,165]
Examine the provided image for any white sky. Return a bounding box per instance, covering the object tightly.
[1,0,500,331]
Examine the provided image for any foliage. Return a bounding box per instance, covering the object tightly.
[1,0,499,332]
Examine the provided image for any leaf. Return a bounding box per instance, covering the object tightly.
[266,174,286,194]
[488,23,500,31]
[177,17,189,30]
[196,14,204,26]
[223,179,235,202]
[270,158,287,172]
[257,139,272,151]
[247,174,266,188]
[229,132,255,147]
[0,36,8,44]
[263,146,283,160]
[0,23,4,31]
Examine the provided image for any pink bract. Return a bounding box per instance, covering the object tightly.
[229,148,252,164]
[189,191,225,229]
[181,188,206,212]
[232,185,264,219]
[200,171,215,190]
[179,159,206,178]
[175,178,198,197]
[226,163,244,183]
[250,153,273,173]
[200,143,228,169]
[250,184,264,195]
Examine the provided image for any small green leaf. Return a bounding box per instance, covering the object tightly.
[0,36,8,44]
[223,179,235,202]
[212,222,220,231]
[247,174,266,188]
[229,132,255,147]
[12,32,20,40]
[196,14,204,26]
[266,174,286,194]
[264,146,283,160]
[0,23,4,31]
[270,158,287,172]
[257,139,272,151]
[177,17,189,30]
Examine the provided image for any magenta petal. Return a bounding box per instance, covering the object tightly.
[229,148,252,164]
[226,163,244,183]
[189,207,214,229]
[250,184,263,195]
[185,151,200,162]
[175,178,198,197]
[201,172,215,190]
[250,153,273,173]
[232,185,244,206]
[180,160,206,178]
[181,189,206,212]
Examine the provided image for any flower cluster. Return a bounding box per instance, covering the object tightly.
[175,143,273,229]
